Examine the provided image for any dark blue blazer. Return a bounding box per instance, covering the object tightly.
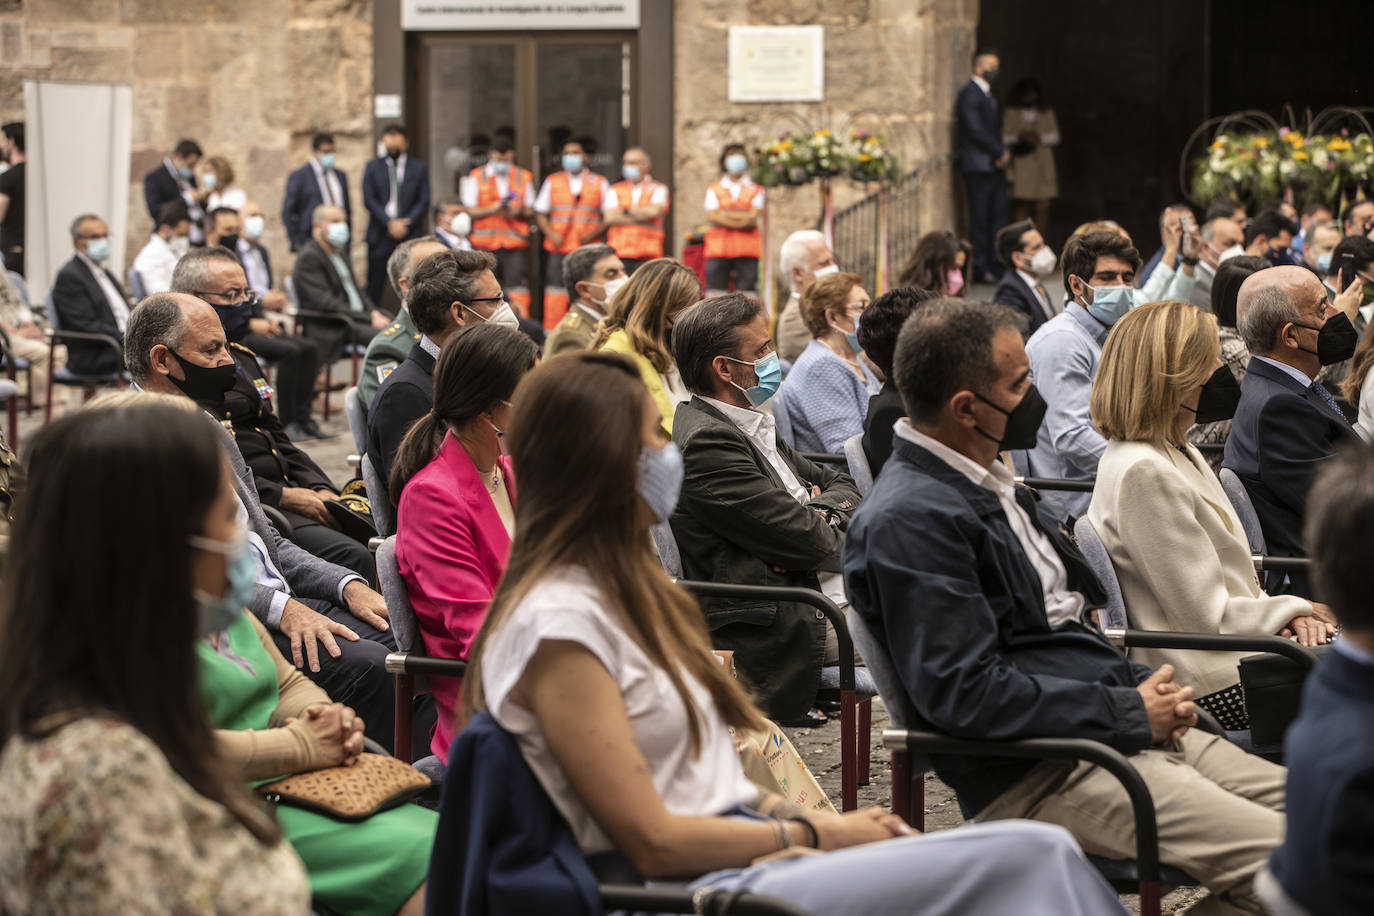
[366,341,435,505]
[956,80,1004,174]
[51,256,126,376]
[142,161,194,222]
[992,270,1050,336]
[281,163,352,252]
[843,435,1151,816]
[1222,357,1358,596]
[1269,646,1374,914]
[362,156,430,246]
[427,711,600,916]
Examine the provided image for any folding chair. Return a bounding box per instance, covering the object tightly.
[43,293,127,420]
[127,268,147,301]
[770,385,795,448]
[361,452,394,536]
[343,386,365,476]
[842,432,873,495]
[375,536,445,781]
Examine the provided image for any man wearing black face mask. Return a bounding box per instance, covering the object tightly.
[1226,265,1361,597]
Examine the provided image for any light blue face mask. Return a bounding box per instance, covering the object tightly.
[725,351,782,407]
[491,159,511,175]
[85,238,111,263]
[638,442,684,524]
[319,152,337,169]
[326,221,350,247]
[1317,252,1333,274]
[562,153,584,172]
[1081,283,1141,326]
[725,153,749,175]
[189,529,258,636]
[178,165,194,180]
[830,314,864,355]
[622,163,642,183]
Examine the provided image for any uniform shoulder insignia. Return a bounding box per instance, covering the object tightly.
[230,341,258,357]
[411,331,422,340]
[567,311,583,327]
[382,323,401,337]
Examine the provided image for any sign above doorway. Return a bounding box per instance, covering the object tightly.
[402,0,640,31]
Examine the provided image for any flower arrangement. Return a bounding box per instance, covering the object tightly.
[752,128,898,187]
[1190,127,1374,206]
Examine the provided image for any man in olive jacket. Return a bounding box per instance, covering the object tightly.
[669,293,861,723]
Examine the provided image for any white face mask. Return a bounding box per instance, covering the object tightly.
[813,263,839,280]
[242,215,266,241]
[587,274,628,307]
[449,212,472,237]
[466,300,521,331]
[1218,244,1245,264]
[169,235,190,258]
[1028,246,1057,277]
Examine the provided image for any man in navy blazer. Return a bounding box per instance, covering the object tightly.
[1224,265,1360,597]
[362,124,430,305]
[51,213,129,375]
[143,139,206,244]
[845,298,1287,911]
[1263,445,1374,915]
[281,132,351,253]
[992,219,1056,336]
[957,51,1009,283]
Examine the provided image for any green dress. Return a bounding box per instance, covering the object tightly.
[198,614,436,916]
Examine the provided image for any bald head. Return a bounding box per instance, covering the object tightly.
[125,293,216,387]
[1237,265,1332,370]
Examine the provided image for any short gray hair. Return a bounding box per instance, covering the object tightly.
[170,246,240,295]
[563,243,616,298]
[69,212,102,240]
[311,204,342,226]
[1238,285,1301,353]
[386,235,440,301]
[124,293,188,384]
[778,229,826,291]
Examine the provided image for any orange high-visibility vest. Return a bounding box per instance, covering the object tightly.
[606,180,668,260]
[468,166,532,251]
[542,172,604,254]
[703,181,763,260]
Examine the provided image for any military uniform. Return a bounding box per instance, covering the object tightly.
[220,343,376,583]
[358,308,421,410]
[543,303,603,357]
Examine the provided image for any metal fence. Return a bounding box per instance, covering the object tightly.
[823,158,949,292]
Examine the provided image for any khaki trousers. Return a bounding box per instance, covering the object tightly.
[977,729,1284,916]
[10,336,65,399]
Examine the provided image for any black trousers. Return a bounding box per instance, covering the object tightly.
[288,518,377,587]
[963,169,1009,279]
[240,331,319,426]
[705,256,759,294]
[366,238,399,305]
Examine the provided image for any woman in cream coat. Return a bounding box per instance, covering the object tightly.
[1086,299,1335,729]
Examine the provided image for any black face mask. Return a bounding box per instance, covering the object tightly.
[386,147,403,161]
[1294,312,1358,366]
[1182,365,1242,424]
[171,351,238,413]
[972,384,1047,452]
[217,233,239,252]
[214,301,254,343]
[983,67,1000,83]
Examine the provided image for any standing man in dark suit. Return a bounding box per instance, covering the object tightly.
[1224,265,1360,597]
[281,132,351,254]
[362,124,430,305]
[993,219,1057,336]
[366,247,502,505]
[51,213,129,375]
[143,139,207,245]
[291,204,388,367]
[957,51,1009,283]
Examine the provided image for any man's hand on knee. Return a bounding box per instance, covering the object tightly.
[1137,664,1198,744]
[342,580,390,632]
[279,598,360,672]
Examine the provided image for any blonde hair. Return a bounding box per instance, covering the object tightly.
[205,155,235,188]
[85,390,203,414]
[799,272,862,338]
[590,258,701,373]
[1091,300,1218,447]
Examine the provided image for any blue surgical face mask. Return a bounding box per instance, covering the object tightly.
[829,314,864,355]
[562,153,584,173]
[326,221,350,247]
[491,159,511,175]
[638,442,684,524]
[622,163,642,182]
[202,172,218,190]
[1080,282,1141,326]
[318,152,337,169]
[1316,252,1333,273]
[725,351,782,407]
[85,238,111,263]
[189,529,257,636]
[725,153,749,175]
[178,165,194,180]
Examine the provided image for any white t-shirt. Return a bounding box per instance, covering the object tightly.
[482,566,758,853]
[702,175,764,212]
[534,171,613,215]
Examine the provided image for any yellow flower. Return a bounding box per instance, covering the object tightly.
[1328,138,1352,151]
[1254,137,1269,148]
[1211,139,1226,150]
[779,140,794,151]
[1286,132,1305,146]
[858,154,872,163]
[816,129,830,138]
[1293,151,1310,161]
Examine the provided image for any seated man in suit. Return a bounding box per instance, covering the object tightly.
[291,203,389,367]
[358,236,448,411]
[1262,445,1374,916]
[124,292,404,748]
[281,132,351,254]
[170,246,375,583]
[857,286,938,474]
[367,247,503,507]
[669,293,861,725]
[52,213,129,376]
[1224,265,1360,596]
[844,298,1286,914]
[992,219,1057,336]
[543,243,625,357]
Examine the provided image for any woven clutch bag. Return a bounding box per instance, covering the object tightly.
[257,753,432,821]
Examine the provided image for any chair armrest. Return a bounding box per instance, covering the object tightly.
[1103,627,1318,671]
[50,328,124,361]
[368,536,385,553]
[1251,555,1310,574]
[882,728,1162,888]
[1014,476,1096,493]
[385,651,467,678]
[261,504,295,539]
[600,885,813,916]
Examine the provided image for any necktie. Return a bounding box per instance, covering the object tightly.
[1310,380,1347,420]
[387,160,399,217]
[322,170,335,205]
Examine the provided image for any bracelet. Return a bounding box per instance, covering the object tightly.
[788,816,819,849]
[1180,255,1200,266]
[770,817,794,850]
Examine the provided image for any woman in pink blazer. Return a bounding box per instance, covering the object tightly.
[392,323,540,759]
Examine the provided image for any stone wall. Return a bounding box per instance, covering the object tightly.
[672,0,977,285]
[0,0,375,283]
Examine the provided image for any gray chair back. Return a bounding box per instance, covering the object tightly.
[846,608,923,763]
[362,452,395,537]
[1218,467,1266,555]
[771,385,795,449]
[344,386,367,455]
[44,293,62,333]
[127,269,147,301]
[376,535,421,655]
[6,271,29,307]
[844,432,873,495]
[650,521,682,578]
[1072,517,1128,629]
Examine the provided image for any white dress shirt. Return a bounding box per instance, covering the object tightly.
[1253,354,1315,386]
[972,74,991,96]
[384,153,407,219]
[132,233,178,296]
[77,251,130,332]
[895,419,1085,628]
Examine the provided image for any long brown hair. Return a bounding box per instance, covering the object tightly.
[897,230,971,293]
[461,352,766,751]
[1341,313,1374,406]
[389,323,539,504]
[0,402,279,845]
[590,258,701,373]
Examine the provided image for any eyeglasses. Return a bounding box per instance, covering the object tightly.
[465,294,507,306]
[194,289,260,307]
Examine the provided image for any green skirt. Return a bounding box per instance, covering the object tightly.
[276,801,437,916]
